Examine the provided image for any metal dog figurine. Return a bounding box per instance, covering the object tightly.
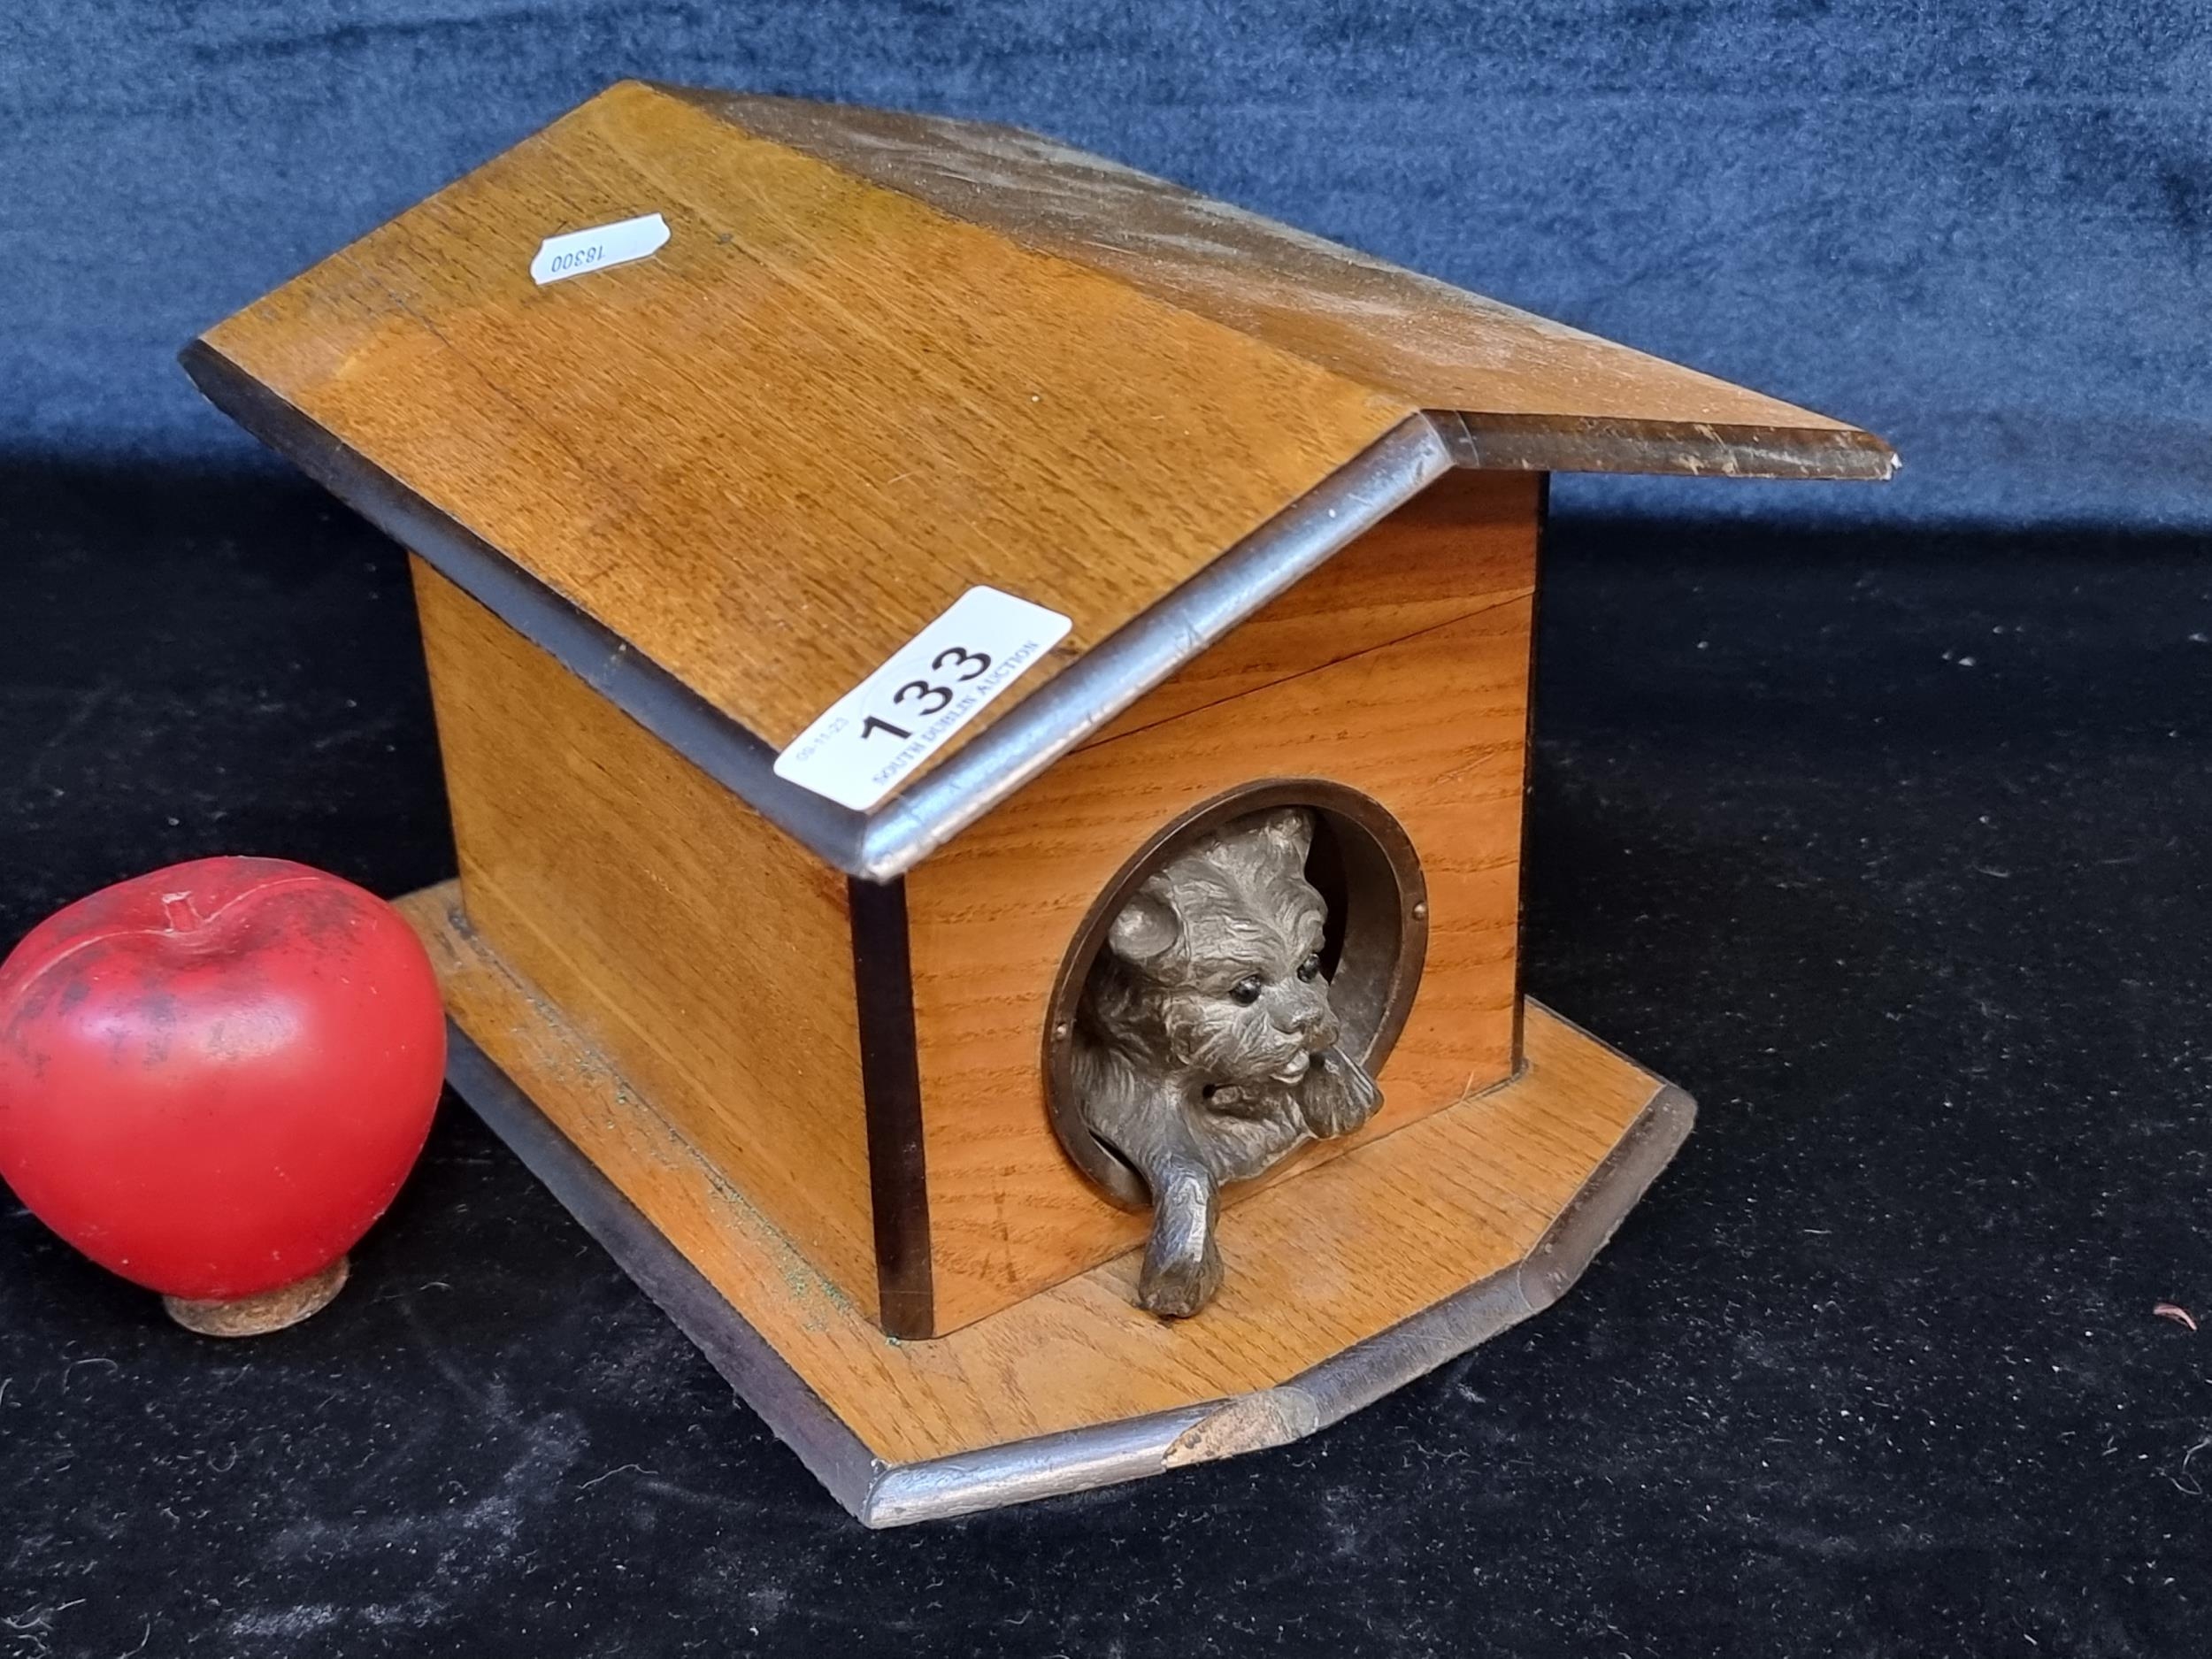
[1072,807,1383,1317]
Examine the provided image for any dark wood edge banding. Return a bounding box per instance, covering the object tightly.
[1435,408,1897,480]
[1509,471,1548,1070]
[846,877,935,1339]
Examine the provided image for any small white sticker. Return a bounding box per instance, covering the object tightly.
[774,588,1073,810]
[530,212,670,285]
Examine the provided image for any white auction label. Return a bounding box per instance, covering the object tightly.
[529,212,670,285]
[774,588,1073,810]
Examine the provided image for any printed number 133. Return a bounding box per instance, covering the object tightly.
[860,646,993,742]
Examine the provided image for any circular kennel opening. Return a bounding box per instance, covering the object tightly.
[1041,778,1429,1207]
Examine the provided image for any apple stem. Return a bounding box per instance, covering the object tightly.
[160,892,199,931]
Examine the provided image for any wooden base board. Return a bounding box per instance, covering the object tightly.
[396,882,1693,1525]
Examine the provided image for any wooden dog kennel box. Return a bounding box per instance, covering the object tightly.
[181,80,1892,1524]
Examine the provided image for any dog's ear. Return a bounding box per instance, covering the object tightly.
[1256,806,1314,864]
[1107,877,1180,972]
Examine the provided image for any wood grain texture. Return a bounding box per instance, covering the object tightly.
[202,78,1410,769]
[905,472,1540,1333]
[670,87,1896,479]
[1076,468,1539,749]
[411,560,882,1314]
[400,880,1675,1467]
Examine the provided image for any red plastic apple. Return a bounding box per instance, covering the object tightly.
[0,856,444,1333]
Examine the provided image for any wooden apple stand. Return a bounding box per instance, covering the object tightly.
[181,81,1891,1523]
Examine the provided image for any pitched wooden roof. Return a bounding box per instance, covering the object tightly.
[184,80,1892,878]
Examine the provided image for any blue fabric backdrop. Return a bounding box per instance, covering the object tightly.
[5,1,2207,531]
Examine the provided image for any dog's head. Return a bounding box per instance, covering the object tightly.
[1095,807,1340,1088]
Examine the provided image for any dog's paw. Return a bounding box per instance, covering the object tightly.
[1300,1048,1384,1139]
[1137,1236,1225,1318]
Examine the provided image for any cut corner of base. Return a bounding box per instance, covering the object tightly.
[1163,1389,1319,1467]
[1519,1079,1696,1310]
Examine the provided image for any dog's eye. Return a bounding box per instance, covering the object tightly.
[1296,954,1321,982]
[1231,976,1263,1006]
